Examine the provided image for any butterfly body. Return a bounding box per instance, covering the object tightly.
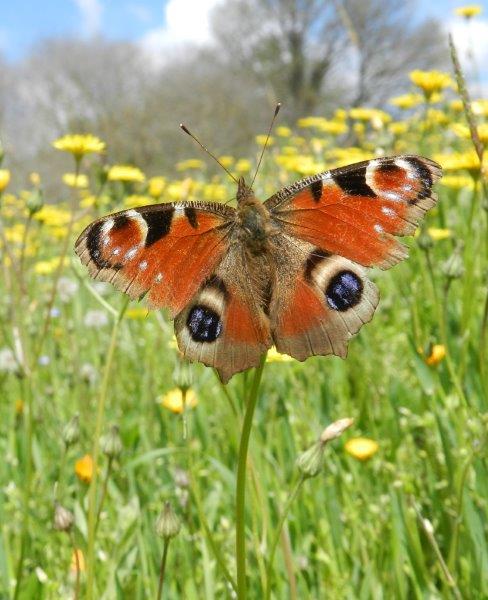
[76,155,441,382]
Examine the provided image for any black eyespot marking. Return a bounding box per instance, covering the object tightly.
[310,179,323,203]
[205,275,229,300]
[140,208,174,246]
[113,215,130,230]
[184,206,198,228]
[333,165,376,197]
[304,248,331,282]
[187,305,222,343]
[87,222,112,269]
[326,270,363,311]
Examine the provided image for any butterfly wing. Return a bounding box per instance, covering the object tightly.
[76,201,272,381]
[265,155,442,269]
[265,155,441,360]
[75,201,235,316]
[174,247,272,383]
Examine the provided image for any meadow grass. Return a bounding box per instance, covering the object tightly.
[0,63,488,599]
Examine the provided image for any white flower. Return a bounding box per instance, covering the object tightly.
[92,282,111,297]
[0,347,18,373]
[38,355,50,366]
[80,363,98,386]
[57,277,79,303]
[84,310,109,328]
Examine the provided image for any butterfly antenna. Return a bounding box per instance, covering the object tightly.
[250,102,281,189]
[180,124,238,184]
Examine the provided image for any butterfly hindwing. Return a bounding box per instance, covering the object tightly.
[265,155,442,270]
[269,235,379,360]
[174,247,272,382]
[75,202,234,315]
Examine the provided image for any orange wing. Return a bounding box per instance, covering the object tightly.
[75,202,235,316]
[265,155,442,269]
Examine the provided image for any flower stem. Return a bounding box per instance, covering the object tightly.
[264,475,306,599]
[236,354,266,600]
[156,540,170,600]
[85,298,128,599]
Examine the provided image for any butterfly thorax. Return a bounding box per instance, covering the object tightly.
[236,178,276,255]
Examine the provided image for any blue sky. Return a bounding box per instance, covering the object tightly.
[1,0,488,63]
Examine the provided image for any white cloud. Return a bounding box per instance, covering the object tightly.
[448,17,488,76]
[140,0,221,64]
[74,0,103,36]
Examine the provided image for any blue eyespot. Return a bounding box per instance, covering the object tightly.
[187,305,222,342]
[326,271,363,311]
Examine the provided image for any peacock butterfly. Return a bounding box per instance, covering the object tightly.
[75,108,442,382]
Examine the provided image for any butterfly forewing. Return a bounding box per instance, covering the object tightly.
[265,155,442,270]
[75,201,235,315]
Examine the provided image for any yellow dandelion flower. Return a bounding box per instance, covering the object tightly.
[449,99,464,112]
[349,108,391,127]
[389,93,423,110]
[0,169,11,192]
[108,164,145,183]
[333,108,348,121]
[52,134,105,158]
[345,437,379,461]
[428,228,451,240]
[452,122,488,144]
[29,172,41,186]
[455,5,482,18]
[176,159,205,171]
[74,454,94,483]
[148,176,166,198]
[266,347,293,362]
[4,224,26,244]
[123,194,153,208]
[34,205,71,227]
[433,151,481,174]
[166,182,186,201]
[276,126,292,137]
[235,159,252,173]
[440,175,475,190]
[62,173,89,188]
[409,70,453,98]
[160,388,198,414]
[282,146,298,156]
[126,307,148,319]
[425,344,446,366]
[472,99,488,116]
[80,195,97,208]
[15,399,24,415]
[297,117,325,128]
[218,156,234,168]
[34,257,67,275]
[317,120,348,135]
[389,122,409,136]
[203,183,227,202]
[255,135,274,147]
[425,108,449,125]
[71,549,86,573]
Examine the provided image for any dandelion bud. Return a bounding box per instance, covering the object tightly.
[100,424,123,459]
[155,501,181,540]
[442,243,464,279]
[172,358,193,392]
[417,229,433,251]
[62,414,80,448]
[296,442,325,479]
[53,502,74,532]
[320,417,354,443]
[26,189,44,215]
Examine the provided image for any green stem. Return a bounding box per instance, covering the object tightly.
[156,540,170,600]
[265,475,306,600]
[85,298,128,599]
[236,354,266,600]
[95,456,113,532]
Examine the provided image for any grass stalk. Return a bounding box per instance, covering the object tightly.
[85,297,129,599]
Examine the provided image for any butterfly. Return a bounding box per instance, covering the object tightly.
[75,153,441,383]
